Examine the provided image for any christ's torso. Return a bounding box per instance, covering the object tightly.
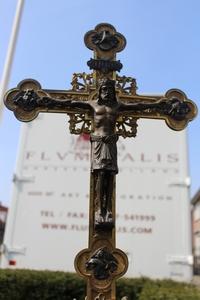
[90,101,119,136]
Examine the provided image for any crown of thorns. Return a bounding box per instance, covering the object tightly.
[98,78,115,88]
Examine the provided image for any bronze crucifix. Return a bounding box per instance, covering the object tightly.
[4,23,197,300]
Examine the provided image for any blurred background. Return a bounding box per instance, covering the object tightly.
[0,0,199,206]
[0,0,200,281]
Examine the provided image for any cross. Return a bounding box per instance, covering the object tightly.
[4,23,197,300]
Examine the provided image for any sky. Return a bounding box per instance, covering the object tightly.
[0,0,199,206]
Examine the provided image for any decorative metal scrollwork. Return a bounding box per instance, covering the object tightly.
[68,113,91,134]
[116,116,138,138]
[85,247,118,280]
[116,75,137,95]
[95,293,106,300]
[91,30,120,51]
[71,72,93,91]
[70,72,137,95]
[87,58,123,74]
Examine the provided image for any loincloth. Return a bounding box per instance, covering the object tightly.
[90,134,118,173]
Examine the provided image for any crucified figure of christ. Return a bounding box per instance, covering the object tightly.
[12,78,190,228]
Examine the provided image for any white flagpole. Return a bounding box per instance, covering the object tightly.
[0,0,25,119]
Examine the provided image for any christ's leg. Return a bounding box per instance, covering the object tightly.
[105,172,114,222]
[95,170,106,225]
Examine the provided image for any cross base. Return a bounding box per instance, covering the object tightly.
[84,296,128,300]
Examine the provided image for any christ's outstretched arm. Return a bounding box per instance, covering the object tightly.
[13,89,92,112]
[119,100,162,112]
[118,98,190,121]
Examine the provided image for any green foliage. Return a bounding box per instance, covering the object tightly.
[0,269,199,300]
[0,270,85,300]
[116,277,150,300]
[138,279,200,300]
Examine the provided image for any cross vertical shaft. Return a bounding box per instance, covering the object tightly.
[75,24,128,300]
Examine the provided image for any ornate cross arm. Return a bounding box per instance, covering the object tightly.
[4,77,197,137]
[4,78,92,122]
[119,88,197,131]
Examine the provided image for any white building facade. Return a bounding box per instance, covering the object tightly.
[1,113,193,281]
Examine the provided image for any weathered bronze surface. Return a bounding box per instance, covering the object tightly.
[87,58,123,73]
[85,247,118,280]
[4,23,197,300]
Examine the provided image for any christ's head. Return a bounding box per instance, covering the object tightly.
[98,79,117,104]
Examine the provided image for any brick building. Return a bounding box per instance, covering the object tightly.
[0,203,8,244]
[191,189,200,275]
